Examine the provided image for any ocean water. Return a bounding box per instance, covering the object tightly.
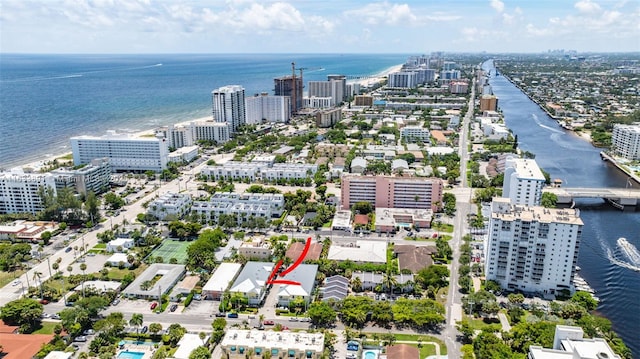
[0,53,407,168]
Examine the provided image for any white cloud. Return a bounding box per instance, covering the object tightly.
[490,0,505,13]
[344,2,420,26]
[574,0,602,15]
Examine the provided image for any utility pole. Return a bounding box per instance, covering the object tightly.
[47,257,52,278]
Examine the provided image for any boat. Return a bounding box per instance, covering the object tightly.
[617,237,640,265]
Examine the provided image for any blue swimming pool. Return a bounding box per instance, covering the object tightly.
[118,351,145,359]
[364,350,378,359]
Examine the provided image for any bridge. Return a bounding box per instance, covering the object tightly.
[543,187,640,209]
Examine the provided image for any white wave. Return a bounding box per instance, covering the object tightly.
[3,74,83,83]
[617,238,640,266]
[603,237,640,272]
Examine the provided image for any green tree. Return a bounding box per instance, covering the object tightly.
[351,201,373,215]
[103,192,125,210]
[149,323,163,337]
[188,347,210,359]
[129,313,144,335]
[541,192,558,208]
[85,191,101,223]
[473,330,513,359]
[307,301,337,327]
[212,318,226,331]
[416,265,449,290]
[0,298,43,333]
[167,323,187,347]
[456,320,475,344]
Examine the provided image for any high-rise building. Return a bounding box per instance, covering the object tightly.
[307,75,347,107]
[188,121,230,145]
[388,72,418,88]
[245,93,291,124]
[449,81,469,94]
[274,76,303,114]
[315,108,341,128]
[484,197,583,295]
[50,157,111,195]
[70,132,169,172]
[0,170,57,214]
[212,85,246,133]
[611,123,640,160]
[502,157,546,206]
[341,174,443,212]
[480,94,499,112]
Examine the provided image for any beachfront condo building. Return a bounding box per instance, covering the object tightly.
[274,75,303,113]
[611,123,640,161]
[245,93,291,124]
[388,71,418,88]
[340,174,444,212]
[308,75,347,107]
[70,132,169,172]
[212,85,246,134]
[0,170,57,214]
[484,197,583,295]
[157,121,230,149]
[50,157,112,195]
[480,94,499,112]
[502,157,546,206]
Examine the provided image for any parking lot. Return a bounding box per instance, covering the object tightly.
[183,299,218,315]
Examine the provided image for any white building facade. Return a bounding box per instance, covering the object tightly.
[611,123,640,160]
[400,126,431,143]
[191,193,284,225]
[484,198,583,295]
[147,192,193,220]
[388,71,418,88]
[0,170,57,214]
[502,157,546,206]
[212,85,246,134]
[245,93,290,124]
[70,133,169,172]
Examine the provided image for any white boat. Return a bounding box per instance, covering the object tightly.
[617,237,640,266]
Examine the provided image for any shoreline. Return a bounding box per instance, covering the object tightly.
[12,63,405,172]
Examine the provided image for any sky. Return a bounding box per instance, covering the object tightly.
[1,0,639,54]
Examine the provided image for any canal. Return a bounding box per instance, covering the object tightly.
[485,60,640,357]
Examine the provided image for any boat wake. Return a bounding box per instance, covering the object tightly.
[532,113,564,134]
[603,237,640,272]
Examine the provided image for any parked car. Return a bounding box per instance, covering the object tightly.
[215,313,226,317]
[111,299,120,306]
[141,326,148,334]
[227,313,238,318]
[50,314,60,320]
[289,317,299,322]
[170,304,178,312]
[262,320,274,325]
[39,299,49,305]
[150,302,158,310]
[65,247,72,253]
[83,329,95,335]
[73,336,87,342]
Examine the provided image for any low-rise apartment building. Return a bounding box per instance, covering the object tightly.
[146,192,193,220]
[191,193,284,225]
[220,330,324,359]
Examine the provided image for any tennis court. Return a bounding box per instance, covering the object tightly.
[148,240,190,264]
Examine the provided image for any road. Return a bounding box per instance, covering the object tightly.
[439,78,477,358]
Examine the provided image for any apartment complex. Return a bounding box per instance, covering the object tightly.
[50,157,111,195]
[484,198,583,295]
[502,157,546,206]
[146,192,193,220]
[0,170,57,214]
[388,71,418,88]
[220,330,324,359]
[245,93,291,124]
[191,193,284,225]
[611,123,640,160]
[156,121,231,149]
[400,126,431,143]
[70,132,169,172]
[212,85,246,133]
[340,174,443,212]
[480,94,499,112]
[307,75,347,106]
[201,162,316,182]
[315,108,342,128]
[529,325,621,359]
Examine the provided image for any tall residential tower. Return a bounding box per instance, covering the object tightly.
[212,85,246,134]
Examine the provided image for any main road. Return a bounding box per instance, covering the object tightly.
[439,78,477,358]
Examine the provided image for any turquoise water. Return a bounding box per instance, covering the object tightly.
[0,53,407,167]
[123,340,158,346]
[118,351,144,359]
[363,351,378,359]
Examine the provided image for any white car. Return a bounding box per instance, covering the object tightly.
[11,280,20,286]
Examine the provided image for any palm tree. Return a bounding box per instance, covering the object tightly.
[351,276,362,293]
[52,262,59,275]
[199,331,207,346]
[383,271,398,295]
[129,313,144,336]
[79,263,87,297]
[33,271,43,299]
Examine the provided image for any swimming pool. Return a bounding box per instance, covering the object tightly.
[363,350,379,359]
[117,351,145,359]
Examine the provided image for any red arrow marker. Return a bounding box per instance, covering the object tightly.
[266,237,311,286]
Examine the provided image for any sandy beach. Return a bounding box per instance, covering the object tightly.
[16,63,404,172]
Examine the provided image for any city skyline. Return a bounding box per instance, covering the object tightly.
[1,0,639,54]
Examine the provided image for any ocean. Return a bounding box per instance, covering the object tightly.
[0,53,407,168]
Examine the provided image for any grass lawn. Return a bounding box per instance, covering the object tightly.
[363,333,447,355]
[149,240,190,264]
[108,264,148,281]
[465,317,502,331]
[432,223,454,233]
[322,221,332,228]
[33,321,58,334]
[94,243,106,249]
[0,270,25,287]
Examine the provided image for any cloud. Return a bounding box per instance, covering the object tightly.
[344,1,460,26]
[490,0,505,13]
[574,0,602,14]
